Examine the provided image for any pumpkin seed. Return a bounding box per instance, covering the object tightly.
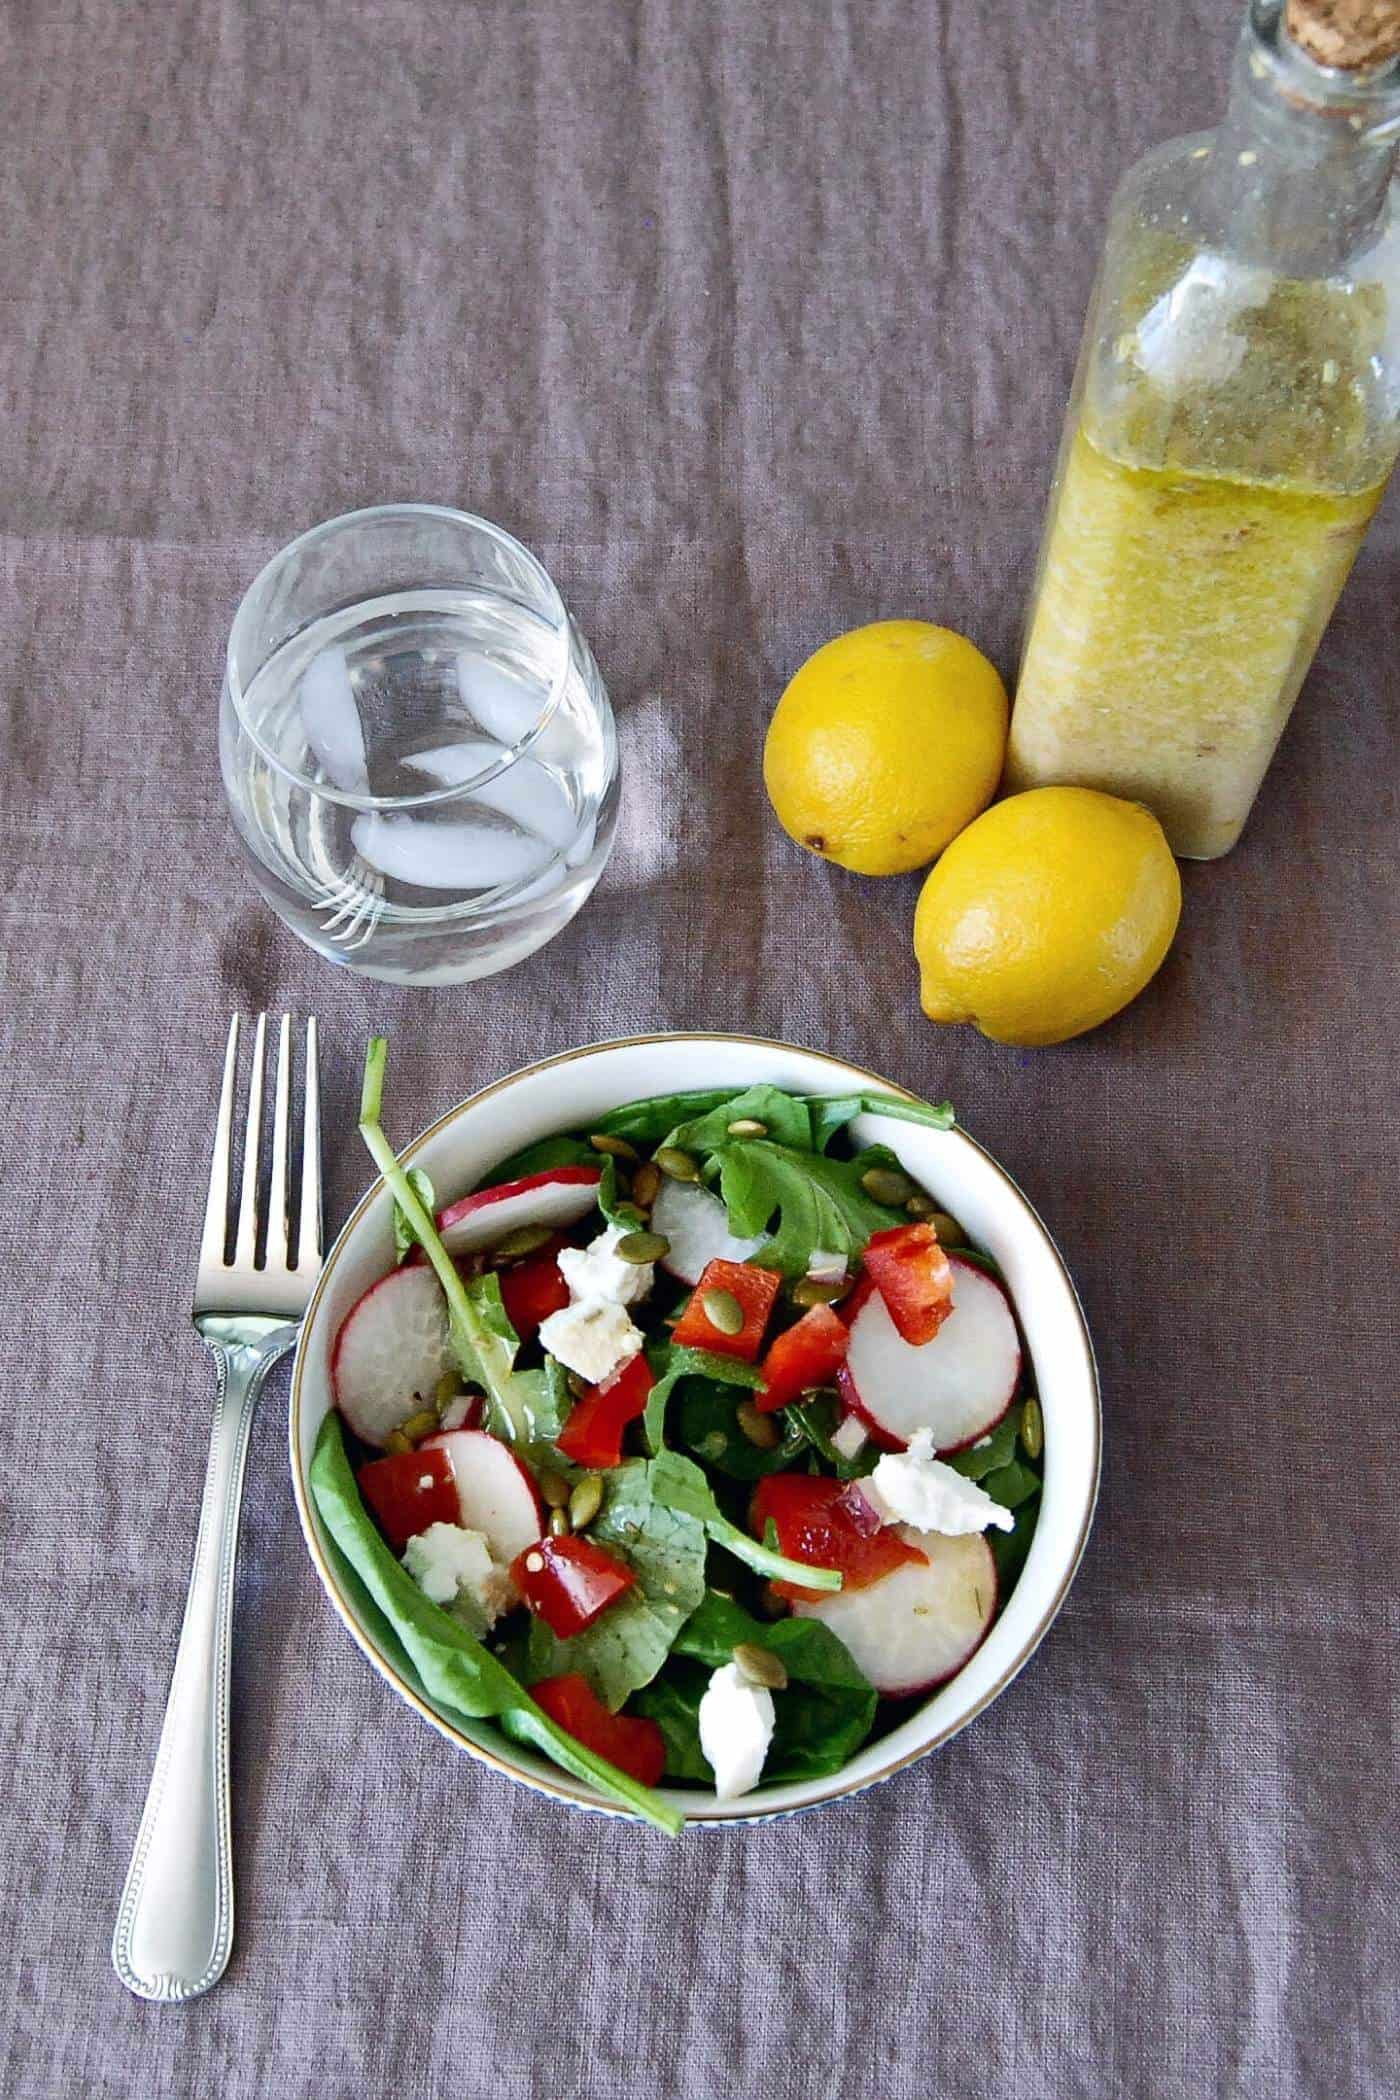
[617,1229,669,1265]
[399,1408,439,1444]
[732,1642,789,1690]
[791,1275,847,1308]
[861,1165,916,1206]
[612,1202,646,1230]
[589,1133,639,1162]
[927,1209,966,1245]
[1021,1395,1044,1461]
[493,1221,555,1261]
[539,1469,571,1510]
[568,1474,604,1530]
[726,1117,768,1138]
[701,1287,744,1336]
[735,1399,780,1449]
[631,1162,661,1209]
[655,1146,701,1183]
[549,1506,572,1538]
[904,1192,937,1219]
[382,1429,412,1455]
[435,1370,460,1407]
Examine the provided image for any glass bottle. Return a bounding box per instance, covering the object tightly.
[1005,0,1400,859]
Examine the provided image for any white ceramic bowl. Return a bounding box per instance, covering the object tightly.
[290,1033,1100,1827]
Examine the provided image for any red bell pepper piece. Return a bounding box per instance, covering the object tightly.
[557,1352,655,1469]
[357,1446,461,1554]
[510,1534,637,1637]
[751,1473,924,1602]
[754,1303,850,1413]
[861,1222,954,1345]
[496,1237,571,1336]
[530,1673,666,1787]
[670,1258,782,1361]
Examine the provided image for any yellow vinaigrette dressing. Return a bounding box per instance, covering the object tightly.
[1009,429,1386,859]
[1006,0,1400,859]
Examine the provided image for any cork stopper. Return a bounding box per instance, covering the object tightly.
[1286,0,1400,68]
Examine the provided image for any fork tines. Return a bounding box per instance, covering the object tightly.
[196,1015,322,1319]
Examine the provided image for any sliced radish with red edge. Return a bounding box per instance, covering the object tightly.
[436,1166,602,1255]
[421,1428,544,1564]
[332,1265,454,1449]
[650,1176,763,1286]
[793,1529,998,1695]
[838,1254,1020,1453]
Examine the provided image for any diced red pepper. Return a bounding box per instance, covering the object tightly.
[670,1259,783,1361]
[751,1473,925,1602]
[510,1534,637,1637]
[861,1222,954,1345]
[496,1237,572,1336]
[754,1303,850,1413]
[557,1352,655,1469]
[530,1673,666,1787]
[357,1446,461,1554]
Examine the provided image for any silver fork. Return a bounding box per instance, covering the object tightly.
[111,1013,323,2003]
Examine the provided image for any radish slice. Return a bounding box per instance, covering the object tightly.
[436,1165,602,1255]
[422,1428,544,1564]
[300,645,368,792]
[331,1265,454,1448]
[793,1529,997,1695]
[839,1255,1020,1453]
[350,811,551,892]
[650,1176,764,1285]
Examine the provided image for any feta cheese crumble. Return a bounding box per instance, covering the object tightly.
[863,1428,1014,1535]
[402,1522,515,1629]
[557,1222,655,1309]
[830,1414,869,1462]
[698,1662,775,1800]
[538,1296,644,1385]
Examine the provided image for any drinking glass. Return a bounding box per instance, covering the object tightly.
[220,505,620,983]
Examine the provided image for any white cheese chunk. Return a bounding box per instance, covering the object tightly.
[402,1522,515,1628]
[830,1414,869,1461]
[863,1427,1014,1535]
[538,1296,644,1385]
[557,1222,655,1309]
[698,1662,775,1801]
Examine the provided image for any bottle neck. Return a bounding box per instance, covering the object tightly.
[1199,0,1400,272]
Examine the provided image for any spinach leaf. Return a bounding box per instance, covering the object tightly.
[785,1392,879,1479]
[673,1378,807,1481]
[308,1414,681,1834]
[642,1343,765,1455]
[648,1450,842,1592]
[481,1132,599,1183]
[981,1458,1042,1511]
[711,1138,906,1276]
[635,1590,878,1785]
[524,1457,708,1709]
[807,1091,957,1153]
[393,1167,435,1263]
[946,1408,1022,1480]
[991,1492,1040,1592]
[662,1085,815,1156]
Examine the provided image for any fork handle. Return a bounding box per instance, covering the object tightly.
[111,1329,291,2001]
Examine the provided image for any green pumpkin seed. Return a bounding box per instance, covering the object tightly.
[927,1209,966,1245]
[538,1469,571,1510]
[398,1408,439,1444]
[549,1506,572,1538]
[589,1133,639,1162]
[434,1370,460,1408]
[701,1287,745,1336]
[655,1146,701,1183]
[735,1399,780,1449]
[726,1117,768,1138]
[1021,1395,1044,1461]
[568,1474,604,1530]
[732,1641,789,1690]
[631,1162,661,1209]
[861,1165,916,1207]
[904,1192,937,1219]
[612,1202,646,1230]
[791,1275,847,1308]
[493,1221,555,1261]
[616,1229,670,1265]
[382,1429,413,1455]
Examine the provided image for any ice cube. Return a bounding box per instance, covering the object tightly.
[299,646,368,792]
[351,812,551,892]
[457,652,542,748]
[406,741,579,850]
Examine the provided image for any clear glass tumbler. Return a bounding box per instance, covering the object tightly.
[220,505,620,983]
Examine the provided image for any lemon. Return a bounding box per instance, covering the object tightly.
[763,620,1008,876]
[913,787,1181,1046]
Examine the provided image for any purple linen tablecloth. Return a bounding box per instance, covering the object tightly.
[2,2,1397,2095]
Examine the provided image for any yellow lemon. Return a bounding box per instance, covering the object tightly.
[763,620,1009,876]
[913,786,1181,1046]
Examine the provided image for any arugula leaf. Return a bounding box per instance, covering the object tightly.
[711,1138,905,1276]
[634,1590,878,1784]
[785,1392,879,1479]
[596,1156,646,1230]
[591,1089,742,1145]
[946,1408,1022,1480]
[506,1357,575,1470]
[393,1167,435,1263]
[648,1451,843,1592]
[673,1378,807,1481]
[981,1458,1042,1511]
[662,1084,815,1156]
[991,1492,1040,1592]
[481,1132,599,1182]
[524,1457,708,1709]
[807,1091,956,1152]
[308,1414,681,1834]
[358,1040,539,1445]
[642,1343,765,1455]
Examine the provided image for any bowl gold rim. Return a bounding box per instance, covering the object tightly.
[289,1029,1101,1828]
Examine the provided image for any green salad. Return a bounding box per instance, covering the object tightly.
[311,1041,1043,1832]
